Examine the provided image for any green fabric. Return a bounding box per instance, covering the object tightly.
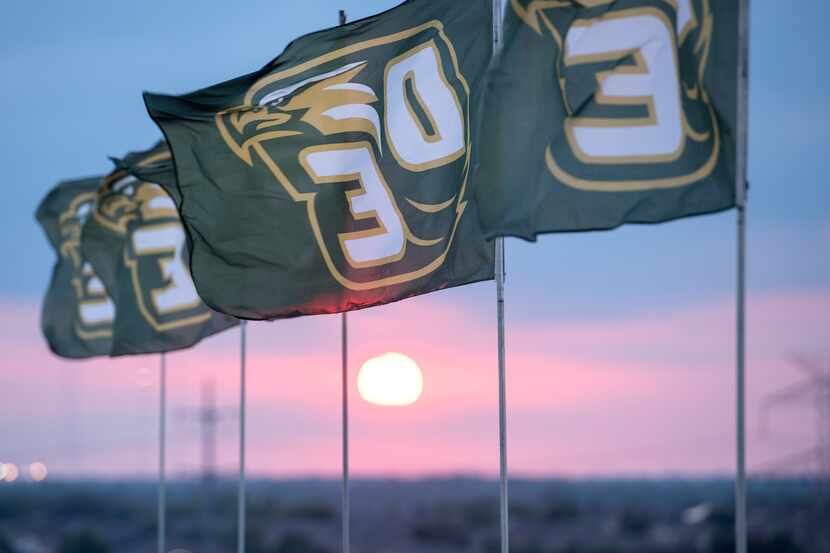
[475,0,740,240]
[82,143,237,356]
[113,140,179,205]
[144,0,494,320]
[36,178,114,359]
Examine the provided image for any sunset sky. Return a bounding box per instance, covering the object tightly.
[1,1,828,479]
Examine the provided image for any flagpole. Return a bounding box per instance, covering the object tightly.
[492,2,509,553]
[735,192,747,553]
[238,320,248,553]
[338,12,351,553]
[735,1,751,553]
[158,352,167,553]
[496,237,509,553]
[341,309,350,553]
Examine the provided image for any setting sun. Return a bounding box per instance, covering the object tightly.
[357,352,424,407]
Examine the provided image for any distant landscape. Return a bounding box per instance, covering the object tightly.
[0,477,826,553]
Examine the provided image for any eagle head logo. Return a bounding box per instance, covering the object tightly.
[94,172,175,234]
[216,23,473,291]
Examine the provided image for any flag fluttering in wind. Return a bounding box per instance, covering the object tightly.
[475,0,740,239]
[112,141,180,206]
[81,143,238,356]
[144,0,494,320]
[37,178,115,359]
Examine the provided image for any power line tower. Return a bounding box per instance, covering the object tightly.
[177,378,237,553]
[759,355,830,481]
[178,379,235,482]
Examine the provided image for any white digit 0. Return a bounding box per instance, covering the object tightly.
[385,40,465,172]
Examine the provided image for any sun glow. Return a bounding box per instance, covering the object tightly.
[357,352,424,407]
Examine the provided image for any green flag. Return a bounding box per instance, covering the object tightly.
[82,143,238,356]
[144,0,494,319]
[475,0,741,239]
[112,140,179,204]
[36,178,114,359]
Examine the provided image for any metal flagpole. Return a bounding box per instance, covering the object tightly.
[238,321,248,553]
[735,1,751,553]
[341,310,350,553]
[492,3,509,553]
[735,181,747,553]
[496,237,508,553]
[158,352,167,553]
[338,12,351,553]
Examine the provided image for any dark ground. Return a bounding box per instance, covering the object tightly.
[0,477,827,553]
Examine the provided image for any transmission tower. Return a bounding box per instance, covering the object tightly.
[759,355,830,479]
[178,379,235,482]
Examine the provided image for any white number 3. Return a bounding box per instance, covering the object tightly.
[564,3,693,163]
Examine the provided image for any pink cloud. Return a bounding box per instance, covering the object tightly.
[0,290,826,477]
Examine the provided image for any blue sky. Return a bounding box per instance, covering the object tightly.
[0,1,828,477]
[0,0,827,314]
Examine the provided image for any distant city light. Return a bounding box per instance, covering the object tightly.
[682,503,712,525]
[28,462,48,482]
[2,463,19,483]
